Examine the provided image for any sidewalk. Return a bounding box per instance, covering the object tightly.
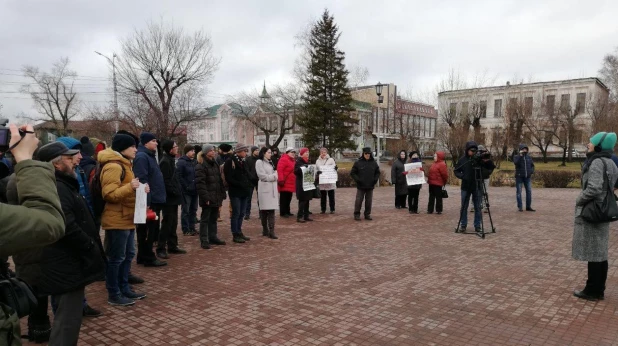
[22,186,618,345]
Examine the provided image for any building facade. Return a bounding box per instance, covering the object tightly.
[437,77,610,154]
[187,103,255,147]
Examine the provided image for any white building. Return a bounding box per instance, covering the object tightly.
[437,77,610,154]
[186,103,255,146]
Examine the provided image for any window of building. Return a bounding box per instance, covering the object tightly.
[560,94,570,113]
[449,102,457,116]
[294,138,304,148]
[283,139,288,148]
[494,99,502,117]
[524,97,533,116]
[461,102,469,117]
[546,95,555,115]
[576,93,586,114]
[479,101,487,118]
[209,133,214,141]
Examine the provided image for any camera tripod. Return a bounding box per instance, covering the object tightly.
[454,164,496,239]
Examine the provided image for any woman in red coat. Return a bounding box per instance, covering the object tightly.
[427,151,449,214]
[277,148,297,217]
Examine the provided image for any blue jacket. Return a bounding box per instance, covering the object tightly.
[75,166,94,214]
[134,145,166,204]
[176,155,197,195]
[513,144,535,179]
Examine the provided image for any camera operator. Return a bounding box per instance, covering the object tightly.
[474,145,496,212]
[454,141,494,233]
[0,124,65,255]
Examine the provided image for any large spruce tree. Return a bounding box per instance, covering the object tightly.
[298,10,357,152]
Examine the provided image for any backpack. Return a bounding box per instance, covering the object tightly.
[90,161,126,221]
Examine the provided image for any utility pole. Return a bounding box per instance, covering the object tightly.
[95,51,119,133]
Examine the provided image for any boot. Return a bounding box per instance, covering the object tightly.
[240,233,251,241]
[354,214,361,221]
[233,234,245,243]
[268,216,278,239]
[28,316,51,343]
[261,212,269,236]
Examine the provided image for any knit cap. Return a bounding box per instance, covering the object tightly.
[590,132,617,151]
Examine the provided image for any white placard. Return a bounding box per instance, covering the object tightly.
[319,166,338,184]
[133,183,148,224]
[404,162,426,186]
[302,165,316,191]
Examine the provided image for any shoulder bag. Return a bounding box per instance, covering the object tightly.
[581,159,618,223]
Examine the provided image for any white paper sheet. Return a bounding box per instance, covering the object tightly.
[133,183,147,224]
[302,165,316,191]
[404,162,426,186]
[319,166,338,184]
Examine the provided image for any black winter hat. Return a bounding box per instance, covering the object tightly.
[362,147,372,154]
[116,130,139,146]
[162,139,175,155]
[140,132,157,145]
[80,136,95,157]
[193,145,202,154]
[219,143,232,152]
[112,134,137,153]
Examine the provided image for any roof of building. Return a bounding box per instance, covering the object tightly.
[438,77,610,95]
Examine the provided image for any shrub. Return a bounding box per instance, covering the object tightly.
[533,170,581,188]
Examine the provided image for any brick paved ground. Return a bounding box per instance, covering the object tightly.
[21,186,618,345]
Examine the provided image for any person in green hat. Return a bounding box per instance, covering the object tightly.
[572,132,618,301]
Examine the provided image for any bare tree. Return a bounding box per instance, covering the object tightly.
[599,47,618,102]
[348,64,370,88]
[523,99,555,163]
[230,83,301,148]
[116,18,220,139]
[21,57,79,136]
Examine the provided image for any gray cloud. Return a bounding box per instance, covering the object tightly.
[1,0,617,121]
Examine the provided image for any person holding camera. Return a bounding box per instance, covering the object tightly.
[454,141,494,233]
[470,145,496,213]
[513,143,536,212]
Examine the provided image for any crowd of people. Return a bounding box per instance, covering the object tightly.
[2,124,618,344]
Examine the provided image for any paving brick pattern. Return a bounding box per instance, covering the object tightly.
[21,186,618,345]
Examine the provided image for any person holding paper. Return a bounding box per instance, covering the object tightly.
[391,150,408,209]
[316,147,337,214]
[294,147,314,223]
[405,151,424,214]
[100,134,148,306]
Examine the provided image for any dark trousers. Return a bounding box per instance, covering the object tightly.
[105,230,135,298]
[158,204,179,252]
[199,206,220,245]
[246,186,257,216]
[320,190,335,212]
[427,184,444,213]
[407,188,420,212]
[260,210,275,234]
[48,287,85,346]
[585,260,609,296]
[28,294,50,332]
[136,204,160,264]
[181,193,198,233]
[298,200,310,219]
[395,195,407,208]
[279,191,293,216]
[230,196,248,234]
[354,188,373,216]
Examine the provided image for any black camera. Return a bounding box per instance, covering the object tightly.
[0,119,26,153]
[470,149,491,165]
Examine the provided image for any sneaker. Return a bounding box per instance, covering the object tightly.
[354,215,361,221]
[456,225,467,233]
[297,218,306,223]
[304,217,314,222]
[122,290,147,300]
[83,304,103,317]
[108,295,135,306]
[128,273,145,284]
[330,210,335,214]
[364,215,373,221]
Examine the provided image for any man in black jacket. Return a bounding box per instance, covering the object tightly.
[244,146,260,220]
[177,144,198,235]
[454,141,494,233]
[157,140,187,258]
[195,145,227,249]
[350,147,381,221]
[223,143,253,243]
[36,142,106,345]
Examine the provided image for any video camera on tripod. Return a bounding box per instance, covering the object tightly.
[469,147,491,166]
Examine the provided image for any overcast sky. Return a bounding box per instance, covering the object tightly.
[1,0,617,122]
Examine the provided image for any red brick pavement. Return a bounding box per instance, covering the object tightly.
[20,186,618,345]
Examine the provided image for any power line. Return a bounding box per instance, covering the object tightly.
[0,68,110,80]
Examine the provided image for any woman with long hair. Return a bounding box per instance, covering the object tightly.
[391,150,408,209]
[255,147,279,239]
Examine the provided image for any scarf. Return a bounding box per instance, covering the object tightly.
[582,150,612,174]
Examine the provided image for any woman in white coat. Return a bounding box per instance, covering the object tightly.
[316,147,337,214]
[255,147,279,239]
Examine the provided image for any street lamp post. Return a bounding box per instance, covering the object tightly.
[375,82,390,165]
[95,51,119,133]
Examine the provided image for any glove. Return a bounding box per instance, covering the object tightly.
[403,171,409,175]
[317,171,322,175]
[334,165,338,171]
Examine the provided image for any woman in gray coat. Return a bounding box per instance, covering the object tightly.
[255,147,279,239]
[391,150,409,209]
[572,132,618,301]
